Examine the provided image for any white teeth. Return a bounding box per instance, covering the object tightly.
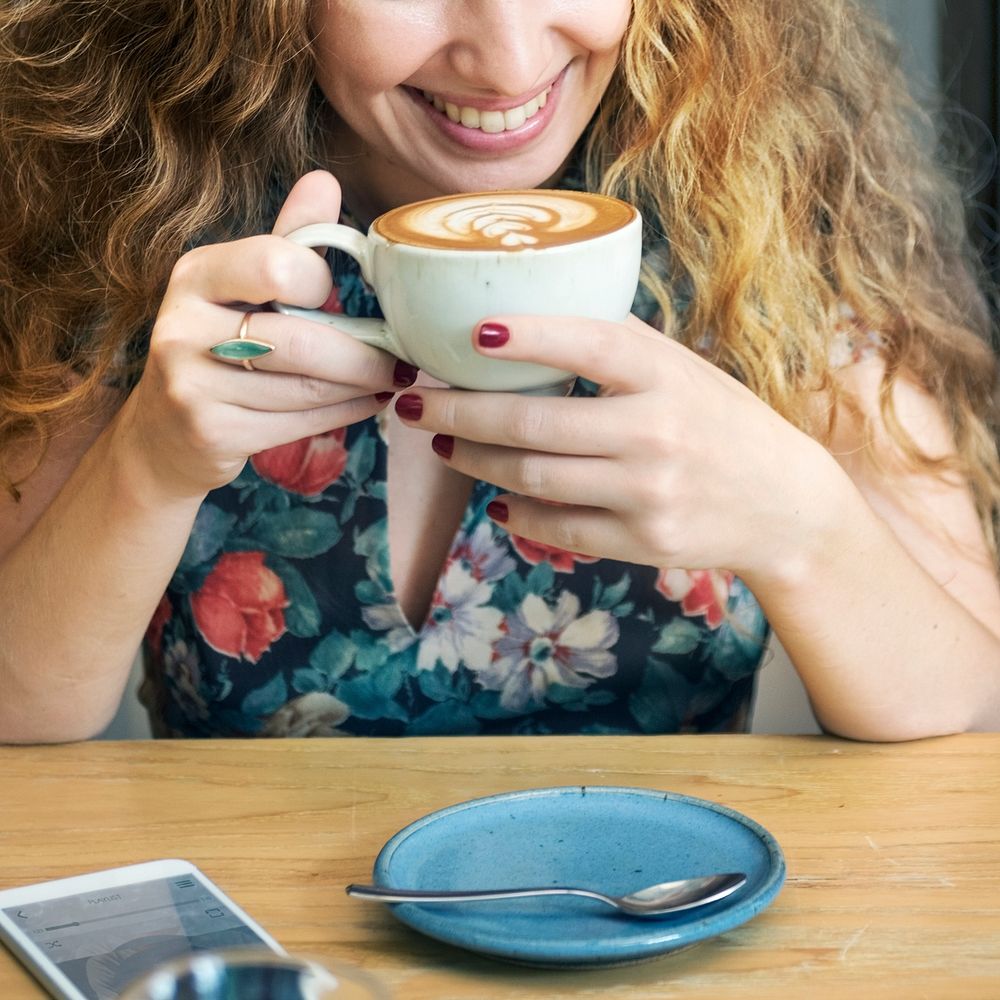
[422,85,552,132]
[503,105,526,130]
[480,110,505,134]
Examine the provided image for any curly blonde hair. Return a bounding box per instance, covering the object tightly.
[1,0,998,550]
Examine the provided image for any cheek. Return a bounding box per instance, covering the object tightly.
[572,0,632,52]
[309,4,438,97]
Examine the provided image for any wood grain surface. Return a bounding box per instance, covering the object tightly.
[0,734,998,999]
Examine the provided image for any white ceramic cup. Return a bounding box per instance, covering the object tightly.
[274,190,642,394]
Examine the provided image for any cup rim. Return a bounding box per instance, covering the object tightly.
[367,209,641,256]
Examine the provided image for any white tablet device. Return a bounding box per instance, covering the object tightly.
[0,858,282,1000]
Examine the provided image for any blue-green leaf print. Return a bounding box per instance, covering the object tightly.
[353,519,391,590]
[629,660,695,734]
[417,662,459,703]
[709,585,769,679]
[351,628,392,674]
[594,572,631,610]
[291,667,328,695]
[524,561,556,595]
[469,689,519,720]
[309,630,357,681]
[268,557,322,638]
[177,503,235,574]
[652,618,703,655]
[493,572,528,614]
[241,673,289,717]
[406,701,481,736]
[336,658,407,721]
[344,430,377,487]
[245,508,342,558]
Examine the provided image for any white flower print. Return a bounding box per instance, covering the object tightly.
[417,561,503,673]
[361,601,417,652]
[476,592,619,712]
[452,521,517,583]
[262,692,351,737]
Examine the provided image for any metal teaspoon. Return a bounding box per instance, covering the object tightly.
[346,872,747,918]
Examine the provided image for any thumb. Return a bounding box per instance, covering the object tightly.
[271,169,344,237]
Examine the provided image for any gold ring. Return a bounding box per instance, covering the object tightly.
[208,311,276,370]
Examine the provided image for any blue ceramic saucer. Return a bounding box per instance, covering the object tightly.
[370,785,785,968]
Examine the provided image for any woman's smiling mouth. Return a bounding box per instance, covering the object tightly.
[404,72,564,153]
[420,84,552,133]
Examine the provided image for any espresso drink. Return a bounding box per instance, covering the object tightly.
[372,189,636,251]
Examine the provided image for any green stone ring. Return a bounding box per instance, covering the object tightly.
[209,311,274,370]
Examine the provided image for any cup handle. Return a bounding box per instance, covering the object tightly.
[272,223,407,361]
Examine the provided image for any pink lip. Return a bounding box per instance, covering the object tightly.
[405,70,564,155]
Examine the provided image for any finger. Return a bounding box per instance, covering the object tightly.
[196,362,396,415]
[272,170,344,237]
[485,494,633,564]
[166,234,334,310]
[233,394,391,451]
[473,315,668,393]
[434,437,622,508]
[210,308,410,390]
[155,303,411,399]
[392,388,626,456]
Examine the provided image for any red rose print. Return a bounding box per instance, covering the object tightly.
[510,534,599,573]
[655,568,735,630]
[321,283,344,314]
[191,551,289,662]
[251,429,348,496]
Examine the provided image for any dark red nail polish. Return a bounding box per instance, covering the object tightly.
[393,361,419,387]
[374,391,394,403]
[394,393,423,421]
[486,500,509,523]
[478,323,510,348]
[431,434,454,459]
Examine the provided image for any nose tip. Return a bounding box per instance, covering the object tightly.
[446,18,553,100]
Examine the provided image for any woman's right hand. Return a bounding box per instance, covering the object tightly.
[115,170,406,500]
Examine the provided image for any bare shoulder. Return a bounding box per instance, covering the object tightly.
[824,356,1000,634]
[0,389,121,560]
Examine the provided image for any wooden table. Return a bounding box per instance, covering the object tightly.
[0,735,998,998]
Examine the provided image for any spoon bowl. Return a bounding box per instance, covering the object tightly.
[346,872,747,918]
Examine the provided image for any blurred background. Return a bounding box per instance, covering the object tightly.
[99,0,1000,739]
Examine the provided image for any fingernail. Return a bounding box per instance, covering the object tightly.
[486,500,509,523]
[394,393,423,421]
[478,323,510,348]
[393,361,419,387]
[431,434,454,459]
[374,391,394,403]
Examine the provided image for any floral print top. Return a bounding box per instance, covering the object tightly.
[141,198,783,738]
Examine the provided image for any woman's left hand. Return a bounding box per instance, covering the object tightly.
[393,313,848,583]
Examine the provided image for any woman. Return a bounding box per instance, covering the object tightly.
[1,0,998,742]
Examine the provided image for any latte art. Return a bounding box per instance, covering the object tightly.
[373,190,636,251]
[446,203,570,248]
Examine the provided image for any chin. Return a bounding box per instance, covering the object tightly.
[424,159,574,197]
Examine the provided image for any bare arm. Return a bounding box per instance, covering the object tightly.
[751,361,1000,740]
[0,171,399,743]
[0,400,203,742]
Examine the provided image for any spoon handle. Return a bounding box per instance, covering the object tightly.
[346,884,607,905]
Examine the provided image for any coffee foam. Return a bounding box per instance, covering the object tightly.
[372,189,635,251]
